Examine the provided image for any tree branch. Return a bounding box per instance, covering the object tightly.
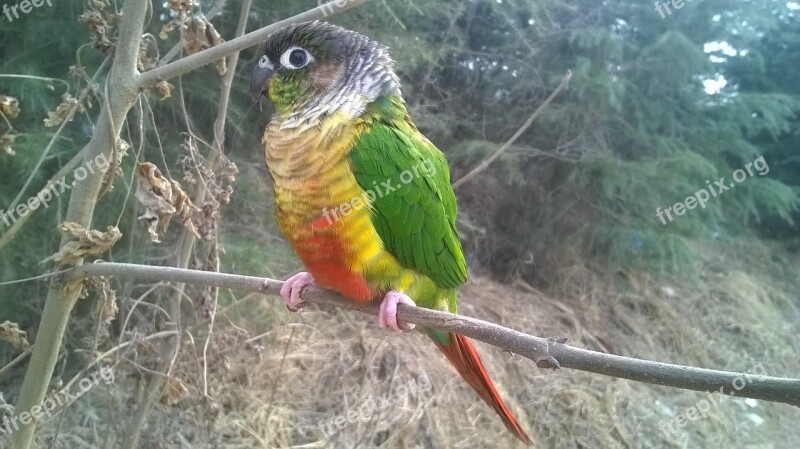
[9,0,149,447]
[67,262,800,408]
[136,0,366,89]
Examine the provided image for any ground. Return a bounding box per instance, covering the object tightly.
[20,240,800,448]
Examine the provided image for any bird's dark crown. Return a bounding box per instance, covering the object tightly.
[261,21,384,69]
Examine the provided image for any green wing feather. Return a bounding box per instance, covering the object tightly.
[349,104,467,290]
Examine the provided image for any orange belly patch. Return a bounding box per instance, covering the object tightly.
[292,216,378,302]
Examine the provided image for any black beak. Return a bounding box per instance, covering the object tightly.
[250,64,273,104]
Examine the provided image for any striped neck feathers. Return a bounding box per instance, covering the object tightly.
[273,48,402,132]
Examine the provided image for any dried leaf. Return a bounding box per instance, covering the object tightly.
[160,378,190,405]
[101,139,131,191]
[168,0,198,14]
[138,41,153,72]
[44,94,83,128]
[0,321,29,350]
[220,157,239,183]
[155,80,174,100]
[43,223,122,265]
[69,65,87,80]
[78,9,113,54]
[181,17,226,74]
[135,162,199,242]
[0,95,20,118]
[90,279,118,332]
[158,2,225,75]
[181,17,215,54]
[0,133,15,156]
[159,21,179,40]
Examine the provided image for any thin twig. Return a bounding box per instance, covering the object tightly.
[0,346,34,379]
[135,0,366,88]
[452,70,572,189]
[2,57,112,222]
[97,80,120,199]
[66,262,800,408]
[0,74,71,91]
[203,0,252,400]
[0,269,71,287]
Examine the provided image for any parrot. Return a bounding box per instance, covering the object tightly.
[250,20,531,445]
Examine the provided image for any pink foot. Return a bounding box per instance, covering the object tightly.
[280,272,315,311]
[378,290,417,332]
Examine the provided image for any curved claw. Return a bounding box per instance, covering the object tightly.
[378,290,417,332]
[280,272,315,311]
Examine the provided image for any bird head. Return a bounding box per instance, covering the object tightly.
[250,21,400,116]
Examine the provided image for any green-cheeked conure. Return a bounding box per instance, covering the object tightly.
[250,20,531,445]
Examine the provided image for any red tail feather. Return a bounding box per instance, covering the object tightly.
[432,333,532,445]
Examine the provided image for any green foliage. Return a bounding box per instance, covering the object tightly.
[732,178,800,226]
[588,225,698,275]
[352,0,800,279]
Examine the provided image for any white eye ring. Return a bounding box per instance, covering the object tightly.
[280,47,313,69]
[258,55,273,70]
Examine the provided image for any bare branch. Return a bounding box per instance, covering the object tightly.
[0,345,33,379]
[136,0,366,89]
[9,1,149,447]
[453,70,572,189]
[67,262,800,408]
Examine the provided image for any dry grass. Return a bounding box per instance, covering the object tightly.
[2,239,799,449]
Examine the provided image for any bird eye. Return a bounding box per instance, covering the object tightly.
[280,47,312,69]
[258,55,273,70]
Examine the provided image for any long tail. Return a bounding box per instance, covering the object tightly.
[430,332,532,445]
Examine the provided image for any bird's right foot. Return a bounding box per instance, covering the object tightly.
[378,290,417,332]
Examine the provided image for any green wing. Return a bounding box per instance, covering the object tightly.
[349,113,467,290]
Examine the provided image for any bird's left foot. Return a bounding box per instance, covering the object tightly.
[378,290,416,332]
[280,272,315,311]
